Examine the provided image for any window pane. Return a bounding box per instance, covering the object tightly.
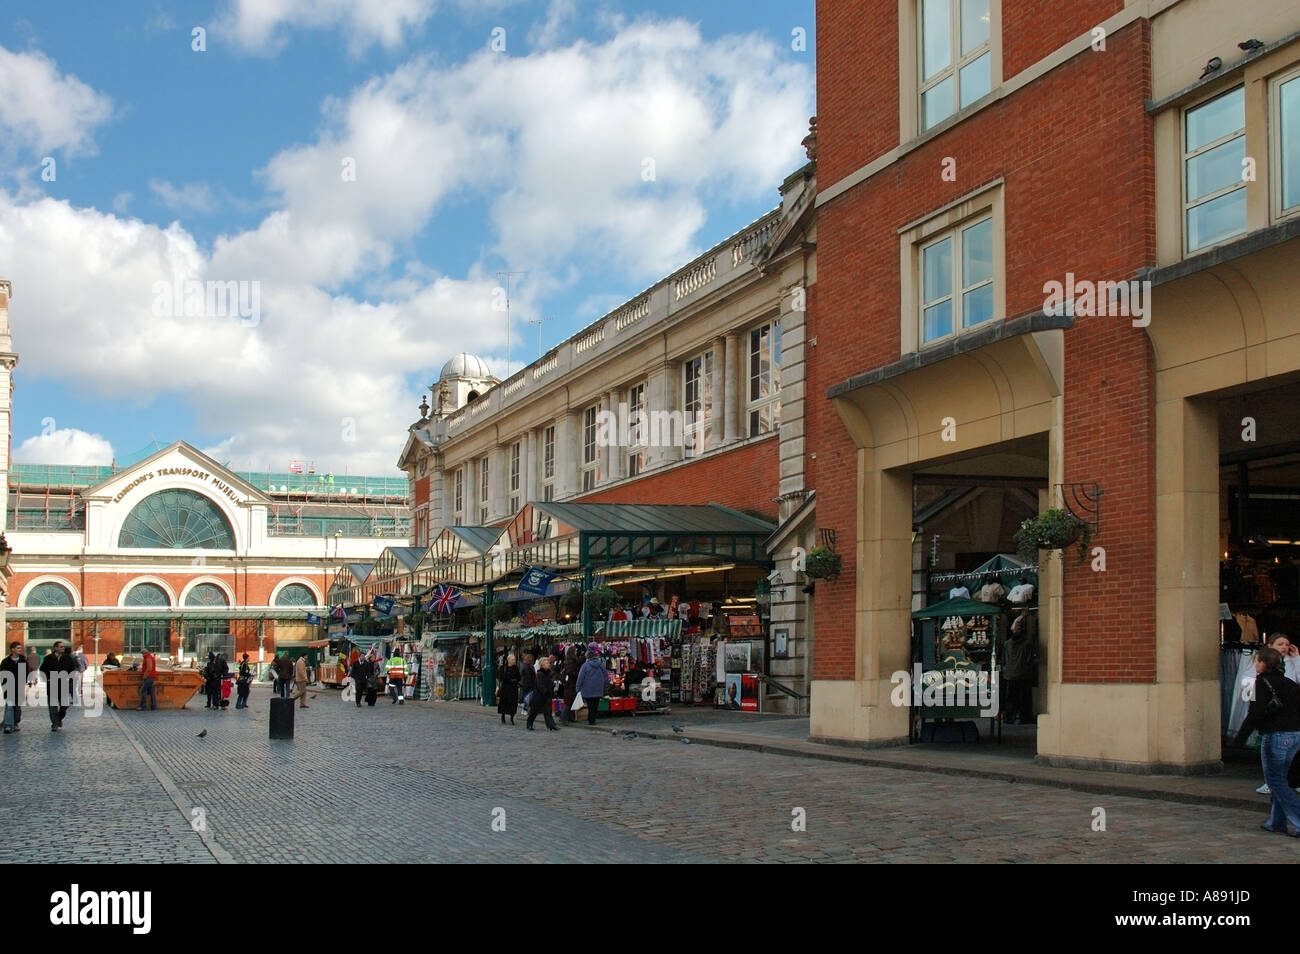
[962,283,994,327]
[1281,76,1300,212]
[922,237,952,301]
[923,300,953,342]
[921,0,951,80]
[961,218,993,285]
[922,75,955,130]
[1185,87,1244,152]
[1186,187,1247,251]
[960,0,989,55]
[959,52,991,109]
[1185,135,1245,202]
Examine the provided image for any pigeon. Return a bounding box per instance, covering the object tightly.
[681,738,691,744]
[610,729,619,736]
[1238,39,1265,52]
[1200,56,1222,79]
[671,725,684,733]
[196,729,207,739]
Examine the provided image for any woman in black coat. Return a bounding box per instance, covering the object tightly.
[560,648,582,723]
[526,656,558,731]
[1234,646,1300,835]
[497,652,521,724]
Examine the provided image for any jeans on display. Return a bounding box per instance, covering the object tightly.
[1260,730,1300,832]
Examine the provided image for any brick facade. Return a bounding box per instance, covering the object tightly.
[813,3,1156,683]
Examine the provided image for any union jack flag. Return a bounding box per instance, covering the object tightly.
[330,605,346,620]
[427,583,460,614]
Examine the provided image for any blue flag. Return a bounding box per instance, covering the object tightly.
[373,595,395,615]
[305,613,322,625]
[518,566,555,596]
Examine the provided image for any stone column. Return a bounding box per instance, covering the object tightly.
[710,338,726,449]
[724,332,741,443]
[524,430,538,503]
[646,362,683,469]
[604,390,622,483]
[560,411,581,498]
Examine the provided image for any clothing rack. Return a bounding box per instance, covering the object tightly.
[929,565,1040,584]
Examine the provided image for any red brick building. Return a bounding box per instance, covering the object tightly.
[809,0,1300,769]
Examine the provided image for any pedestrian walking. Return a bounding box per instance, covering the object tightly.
[235,654,252,709]
[1254,634,1300,794]
[526,656,558,731]
[25,647,38,702]
[138,648,158,711]
[2,640,26,733]
[497,652,520,725]
[203,651,226,709]
[519,653,536,715]
[1234,646,1300,836]
[349,654,372,708]
[40,640,77,732]
[290,655,310,709]
[1002,607,1037,725]
[273,652,294,699]
[385,649,407,704]
[560,647,581,723]
[575,643,609,726]
[73,646,88,704]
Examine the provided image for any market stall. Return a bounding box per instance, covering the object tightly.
[910,597,1005,743]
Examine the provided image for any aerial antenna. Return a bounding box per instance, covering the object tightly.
[524,316,555,359]
[496,270,527,375]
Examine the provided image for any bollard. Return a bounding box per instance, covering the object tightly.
[269,696,295,739]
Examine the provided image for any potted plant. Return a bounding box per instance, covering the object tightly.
[585,585,621,619]
[490,603,513,624]
[804,546,843,581]
[1015,508,1092,564]
[559,591,583,618]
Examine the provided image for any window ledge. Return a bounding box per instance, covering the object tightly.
[1142,215,1300,286]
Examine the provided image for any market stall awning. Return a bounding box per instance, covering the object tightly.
[959,553,1038,590]
[912,596,1004,619]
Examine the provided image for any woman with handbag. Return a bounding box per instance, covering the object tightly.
[1234,646,1300,836]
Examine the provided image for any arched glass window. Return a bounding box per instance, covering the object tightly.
[184,583,230,606]
[123,583,170,654]
[275,583,317,606]
[118,490,235,550]
[24,581,74,647]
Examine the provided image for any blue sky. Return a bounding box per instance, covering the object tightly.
[0,0,814,475]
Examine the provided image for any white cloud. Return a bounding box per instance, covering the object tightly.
[112,192,132,213]
[149,179,217,214]
[0,46,113,157]
[529,0,577,49]
[14,428,115,466]
[220,0,436,54]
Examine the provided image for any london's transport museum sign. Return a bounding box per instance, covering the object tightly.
[112,467,246,505]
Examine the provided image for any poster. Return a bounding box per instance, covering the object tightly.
[724,642,751,673]
[722,673,744,709]
[740,672,760,712]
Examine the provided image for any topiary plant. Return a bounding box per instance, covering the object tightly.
[585,585,621,618]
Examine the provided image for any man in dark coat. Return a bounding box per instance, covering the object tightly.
[497,652,520,724]
[40,641,78,731]
[560,648,581,723]
[273,652,294,699]
[519,653,536,714]
[1002,607,1037,724]
[526,656,557,731]
[2,640,27,732]
[349,655,373,708]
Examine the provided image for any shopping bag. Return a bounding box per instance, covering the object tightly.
[572,692,585,711]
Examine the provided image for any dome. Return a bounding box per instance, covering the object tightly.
[439,353,492,381]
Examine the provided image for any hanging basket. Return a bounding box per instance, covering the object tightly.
[804,546,843,581]
[1014,509,1091,565]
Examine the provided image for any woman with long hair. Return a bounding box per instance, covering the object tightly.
[1234,646,1300,835]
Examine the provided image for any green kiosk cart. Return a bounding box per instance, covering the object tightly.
[910,597,1005,743]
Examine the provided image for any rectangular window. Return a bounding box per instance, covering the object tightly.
[582,405,599,492]
[479,457,489,524]
[541,425,555,499]
[683,352,714,458]
[919,0,991,131]
[747,322,783,436]
[453,469,464,524]
[1184,86,1246,253]
[509,442,521,513]
[1277,70,1300,217]
[627,382,646,477]
[919,214,994,344]
[543,484,554,502]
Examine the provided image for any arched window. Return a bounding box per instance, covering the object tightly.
[24,581,74,648]
[184,583,230,607]
[123,583,170,654]
[118,490,235,550]
[275,583,318,606]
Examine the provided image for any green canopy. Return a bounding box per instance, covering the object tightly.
[912,596,1003,619]
[960,553,1037,591]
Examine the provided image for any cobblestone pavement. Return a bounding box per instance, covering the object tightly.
[3,685,1297,863]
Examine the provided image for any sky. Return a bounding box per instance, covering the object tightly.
[0,0,815,477]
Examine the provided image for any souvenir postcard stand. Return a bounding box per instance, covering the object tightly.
[910,597,1004,741]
